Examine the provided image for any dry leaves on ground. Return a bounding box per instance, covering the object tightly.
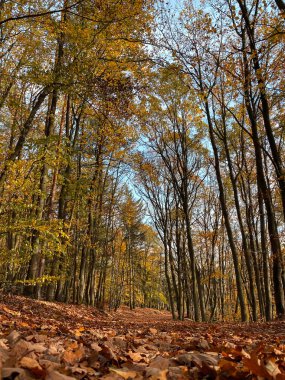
[0,294,285,379]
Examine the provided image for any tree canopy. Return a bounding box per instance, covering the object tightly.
[0,0,285,324]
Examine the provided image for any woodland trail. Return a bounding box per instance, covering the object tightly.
[0,294,285,379]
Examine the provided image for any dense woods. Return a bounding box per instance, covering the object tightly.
[0,0,284,323]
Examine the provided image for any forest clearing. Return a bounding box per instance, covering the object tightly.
[0,294,285,379]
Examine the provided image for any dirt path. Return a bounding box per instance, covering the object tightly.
[0,295,285,379]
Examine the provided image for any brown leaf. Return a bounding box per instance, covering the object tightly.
[199,339,210,350]
[176,352,218,367]
[39,359,61,372]
[19,356,45,378]
[219,358,238,377]
[26,335,48,343]
[149,356,169,370]
[113,337,128,350]
[90,342,102,352]
[2,368,35,380]
[70,366,88,376]
[7,330,21,346]
[48,344,60,355]
[0,341,10,364]
[100,373,124,380]
[62,344,85,365]
[264,358,281,378]
[243,353,271,378]
[2,307,20,317]
[110,367,138,379]
[145,367,168,379]
[168,365,188,379]
[46,370,76,380]
[100,344,118,362]
[10,340,32,359]
[65,341,78,350]
[31,343,47,354]
[128,351,143,362]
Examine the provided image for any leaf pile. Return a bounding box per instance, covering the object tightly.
[0,295,285,379]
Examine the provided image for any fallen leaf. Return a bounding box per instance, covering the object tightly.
[62,345,85,365]
[128,351,143,362]
[110,367,138,379]
[149,356,169,370]
[243,353,270,378]
[7,330,21,345]
[2,367,34,380]
[264,358,281,378]
[199,339,210,350]
[3,307,20,317]
[46,370,76,380]
[90,342,102,352]
[19,356,45,377]
[145,367,168,379]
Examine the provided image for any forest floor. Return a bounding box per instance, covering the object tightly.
[0,295,285,379]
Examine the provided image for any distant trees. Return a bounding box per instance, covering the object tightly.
[0,0,165,309]
[133,0,285,321]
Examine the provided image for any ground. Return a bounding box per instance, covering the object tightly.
[0,295,285,379]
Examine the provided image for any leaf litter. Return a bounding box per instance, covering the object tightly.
[0,295,285,379]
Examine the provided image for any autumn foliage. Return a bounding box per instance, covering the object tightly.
[0,0,285,350]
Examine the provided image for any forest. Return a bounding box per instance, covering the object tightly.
[1,0,285,379]
[1,0,285,323]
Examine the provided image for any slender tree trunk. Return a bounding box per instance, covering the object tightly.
[237,0,285,221]
[205,101,248,322]
[222,124,257,321]
[242,30,285,316]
